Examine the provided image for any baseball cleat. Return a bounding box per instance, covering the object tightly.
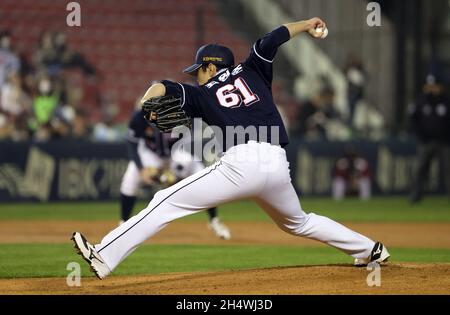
[208,218,231,240]
[354,242,390,267]
[71,232,111,279]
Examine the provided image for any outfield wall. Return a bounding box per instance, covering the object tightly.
[0,139,445,201]
[285,139,444,196]
[0,140,128,202]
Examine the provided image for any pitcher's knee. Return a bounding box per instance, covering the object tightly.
[146,188,171,208]
[278,213,312,236]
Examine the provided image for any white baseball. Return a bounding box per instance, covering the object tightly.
[315,27,328,39]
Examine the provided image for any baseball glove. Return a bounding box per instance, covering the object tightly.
[142,95,192,132]
[158,168,178,188]
[140,167,160,186]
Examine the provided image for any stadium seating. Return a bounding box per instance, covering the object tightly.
[1,0,251,120]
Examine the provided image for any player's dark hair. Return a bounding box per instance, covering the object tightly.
[200,63,227,72]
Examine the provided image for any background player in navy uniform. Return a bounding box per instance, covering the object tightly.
[73,18,390,279]
[120,109,231,239]
[408,71,450,203]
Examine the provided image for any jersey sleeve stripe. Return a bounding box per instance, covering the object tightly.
[253,44,274,63]
[177,83,186,108]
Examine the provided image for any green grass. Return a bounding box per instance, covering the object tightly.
[0,197,448,279]
[0,243,449,278]
[0,197,449,222]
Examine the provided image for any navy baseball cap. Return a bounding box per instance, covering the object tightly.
[425,61,448,85]
[183,44,235,75]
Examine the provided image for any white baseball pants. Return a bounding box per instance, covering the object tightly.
[97,141,375,271]
[120,141,164,196]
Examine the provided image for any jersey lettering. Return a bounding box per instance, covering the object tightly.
[206,81,219,89]
[231,64,243,76]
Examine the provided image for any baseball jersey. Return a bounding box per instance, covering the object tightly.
[162,26,291,152]
[408,93,450,144]
[125,110,171,158]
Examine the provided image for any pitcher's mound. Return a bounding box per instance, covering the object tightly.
[2,263,449,295]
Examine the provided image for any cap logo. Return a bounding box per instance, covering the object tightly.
[203,57,223,62]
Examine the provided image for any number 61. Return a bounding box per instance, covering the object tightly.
[216,78,260,108]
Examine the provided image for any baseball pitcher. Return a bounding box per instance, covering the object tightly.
[72,18,389,279]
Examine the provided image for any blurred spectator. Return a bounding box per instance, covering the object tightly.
[0,112,13,140]
[0,31,34,141]
[296,87,343,140]
[408,69,450,203]
[1,72,31,116]
[34,31,60,76]
[0,30,20,87]
[352,100,385,140]
[273,88,297,134]
[31,75,61,141]
[34,31,96,77]
[54,31,96,77]
[0,28,104,142]
[93,119,122,142]
[344,54,367,127]
[18,53,37,98]
[92,93,122,142]
[71,108,91,139]
[332,146,371,201]
[0,72,32,141]
[33,76,60,124]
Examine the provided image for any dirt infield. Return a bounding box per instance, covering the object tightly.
[1,263,449,295]
[1,220,450,294]
[1,220,450,248]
